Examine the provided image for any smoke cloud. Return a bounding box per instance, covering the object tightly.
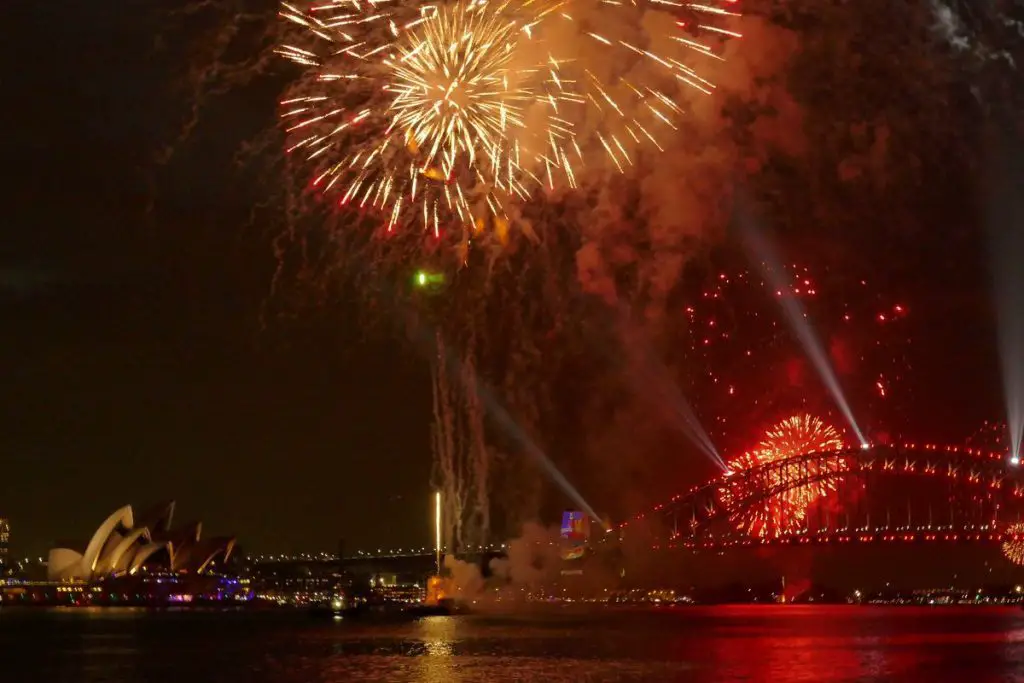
[572,15,804,313]
[439,523,564,604]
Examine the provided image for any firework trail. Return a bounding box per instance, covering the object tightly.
[277,0,741,241]
[720,414,846,537]
[431,331,492,549]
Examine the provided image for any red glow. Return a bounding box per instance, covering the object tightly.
[719,414,845,537]
[785,358,805,386]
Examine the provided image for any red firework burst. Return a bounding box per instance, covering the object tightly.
[675,261,911,452]
[721,414,846,538]
[1003,522,1024,566]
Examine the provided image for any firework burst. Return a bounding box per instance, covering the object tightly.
[674,261,913,451]
[1003,522,1024,566]
[721,414,846,538]
[277,0,741,242]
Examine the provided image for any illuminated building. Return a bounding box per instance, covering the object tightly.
[377,582,426,604]
[0,518,8,567]
[248,558,351,604]
[47,501,235,581]
[560,510,590,561]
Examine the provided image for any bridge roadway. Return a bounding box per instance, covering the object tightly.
[254,550,504,581]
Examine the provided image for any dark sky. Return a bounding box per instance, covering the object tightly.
[1,2,435,557]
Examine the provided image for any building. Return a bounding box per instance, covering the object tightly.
[247,558,351,605]
[47,502,235,582]
[0,518,9,567]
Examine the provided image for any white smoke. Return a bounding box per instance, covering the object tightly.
[573,15,804,314]
[929,0,1021,68]
[439,522,564,604]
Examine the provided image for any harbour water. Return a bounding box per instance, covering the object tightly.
[4,605,1024,682]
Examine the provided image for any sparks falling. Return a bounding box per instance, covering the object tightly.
[277,0,741,241]
[1003,522,1024,566]
[720,414,846,538]
[677,262,913,451]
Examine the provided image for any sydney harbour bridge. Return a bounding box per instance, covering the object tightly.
[618,442,1024,548]
[323,438,1024,587]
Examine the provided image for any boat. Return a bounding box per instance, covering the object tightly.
[308,594,348,618]
[405,598,465,617]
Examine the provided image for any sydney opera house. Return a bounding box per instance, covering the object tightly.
[47,501,235,582]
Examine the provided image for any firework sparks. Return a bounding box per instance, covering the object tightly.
[720,414,846,537]
[277,0,741,240]
[967,420,1012,453]
[1003,522,1024,566]
[676,262,912,450]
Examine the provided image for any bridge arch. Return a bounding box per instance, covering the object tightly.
[620,444,1024,550]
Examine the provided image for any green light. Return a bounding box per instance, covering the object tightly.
[414,270,444,289]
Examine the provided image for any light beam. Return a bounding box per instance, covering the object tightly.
[987,137,1024,465]
[736,207,868,447]
[431,329,607,529]
[627,328,727,471]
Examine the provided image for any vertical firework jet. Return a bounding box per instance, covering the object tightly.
[720,414,846,537]
[277,0,741,240]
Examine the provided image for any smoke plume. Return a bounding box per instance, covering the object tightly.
[439,523,564,604]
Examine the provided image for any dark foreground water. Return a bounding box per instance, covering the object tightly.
[4,605,1024,682]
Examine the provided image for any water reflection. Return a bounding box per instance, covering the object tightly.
[418,616,457,682]
[4,606,1024,682]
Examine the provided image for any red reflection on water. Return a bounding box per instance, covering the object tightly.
[677,605,1024,683]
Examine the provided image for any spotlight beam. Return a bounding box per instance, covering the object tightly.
[629,339,728,471]
[987,137,1024,464]
[736,207,868,447]
[428,327,607,529]
[608,305,726,471]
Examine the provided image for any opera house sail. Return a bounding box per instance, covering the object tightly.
[0,517,8,567]
[47,502,235,582]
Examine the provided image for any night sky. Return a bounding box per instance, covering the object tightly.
[2,2,434,557]
[2,2,1021,557]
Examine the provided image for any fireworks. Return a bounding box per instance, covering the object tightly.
[675,261,912,451]
[277,0,741,239]
[967,420,1011,453]
[720,414,846,537]
[1003,522,1024,566]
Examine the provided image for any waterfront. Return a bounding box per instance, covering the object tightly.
[5,605,1024,682]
